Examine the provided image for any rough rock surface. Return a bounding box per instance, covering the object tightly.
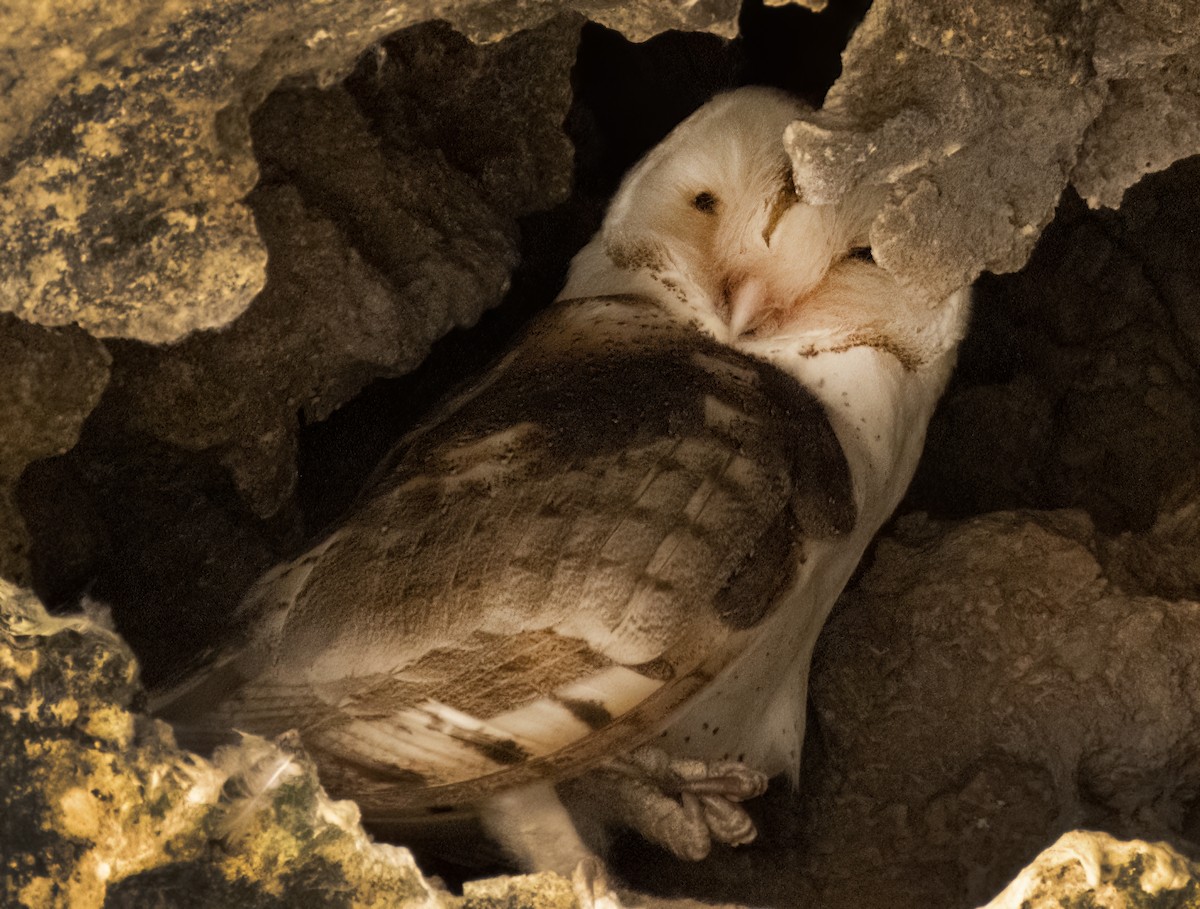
[0,319,109,584]
[2,580,223,909]
[797,507,1200,909]
[909,157,1200,534]
[99,15,581,518]
[785,0,1200,303]
[981,830,1200,909]
[0,0,740,343]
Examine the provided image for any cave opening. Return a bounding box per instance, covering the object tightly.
[5,1,1200,907]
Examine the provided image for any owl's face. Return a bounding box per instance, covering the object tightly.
[560,86,967,373]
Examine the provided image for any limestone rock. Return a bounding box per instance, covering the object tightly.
[1,580,224,909]
[981,830,1200,909]
[461,873,581,909]
[1074,2,1200,209]
[447,0,742,44]
[0,0,740,344]
[0,318,109,583]
[767,0,828,11]
[909,158,1200,534]
[801,508,1200,908]
[784,0,1200,304]
[63,14,580,521]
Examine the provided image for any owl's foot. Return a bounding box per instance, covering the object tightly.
[571,745,768,862]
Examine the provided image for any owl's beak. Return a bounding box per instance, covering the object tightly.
[723,274,768,337]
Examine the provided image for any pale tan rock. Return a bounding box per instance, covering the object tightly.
[462,872,580,909]
[1075,3,1200,209]
[784,0,1200,305]
[980,830,1200,909]
[0,0,740,344]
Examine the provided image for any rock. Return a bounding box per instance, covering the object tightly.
[0,317,109,583]
[0,0,740,344]
[0,580,225,909]
[980,830,1200,909]
[462,873,580,909]
[909,158,1200,534]
[1101,497,1200,603]
[800,508,1200,908]
[66,14,581,523]
[784,0,1200,304]
[1074,3,1200,209]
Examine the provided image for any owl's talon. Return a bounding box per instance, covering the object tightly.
[682,771,768,800]
[573,744,768,860]
[617,746,769,804]
[697,793,756,846]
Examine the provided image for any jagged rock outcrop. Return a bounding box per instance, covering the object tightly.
[0,0,742,343]
[797,507,1200,907]
[785,0,1200,303]
[6,1,1200,908]
[981,830,1200,909]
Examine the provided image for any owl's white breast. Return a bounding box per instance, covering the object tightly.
[652,308,966,780]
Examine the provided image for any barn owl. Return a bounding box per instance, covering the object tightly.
[153,86,970,899]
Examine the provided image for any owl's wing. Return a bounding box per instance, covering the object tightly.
[154,296,855,819]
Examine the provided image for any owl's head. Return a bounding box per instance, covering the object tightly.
[560,86,969,374]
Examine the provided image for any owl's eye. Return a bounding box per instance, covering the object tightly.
[848,246,874,263]
[691,191,719,214]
